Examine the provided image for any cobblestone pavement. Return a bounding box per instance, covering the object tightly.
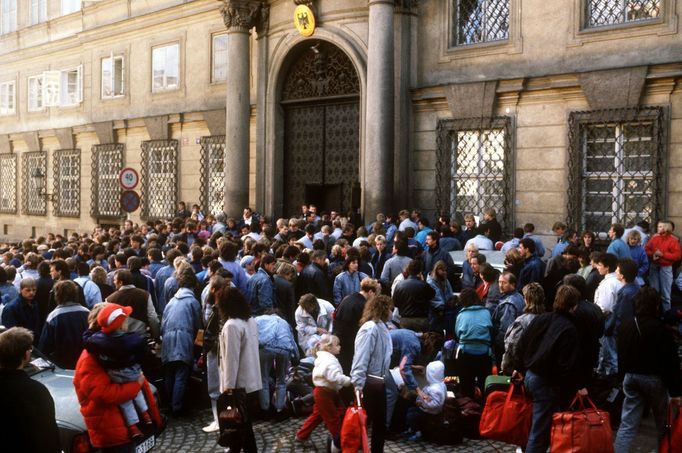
[152,407,659,453]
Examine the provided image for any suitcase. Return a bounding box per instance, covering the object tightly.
[484,374,511,400]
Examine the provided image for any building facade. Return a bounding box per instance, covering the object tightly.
[0,0,680,240]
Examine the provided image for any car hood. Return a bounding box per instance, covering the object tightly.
[31,367,85,431]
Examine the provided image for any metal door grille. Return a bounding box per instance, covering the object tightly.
[141,140,178,220]
[91,143,124,218]
[53,149,81,217]
[585,0,661,28]
[567,107,665,235]
[453,0,510,46]
[199,136,225,216]
[22,151,47,216]
[0,154,16,214]
[436,117,514,232]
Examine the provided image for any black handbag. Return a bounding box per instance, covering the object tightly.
[217,388,247,447]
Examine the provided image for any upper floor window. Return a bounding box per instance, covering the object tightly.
[0,81,15,115]
[30,0,47,25]
[102,55,125,98]
[61,0,80,16]
[59,66,83,106]
[585,0,661,28]
[152,43,180,92]
[567,107,665,235]
[1,0,17,35]
[212,33,228,83]
[28,75,44,112]
[436,117,514,232]
[452,0,509,46]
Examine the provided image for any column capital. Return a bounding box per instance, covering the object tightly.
[394,0,418,13]
[219,0,268,33]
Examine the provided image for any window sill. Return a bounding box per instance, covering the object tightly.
[441,38,523,62]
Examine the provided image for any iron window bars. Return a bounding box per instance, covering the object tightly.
[53,149,81,217]
[199,136,225,216]
[452,0,510,46]
[140,139,178,220]
[436,116,514,233]
[22,151,47,216]
[91,143,124,218]
[566,107,666,235]
[585,0,661,29]
[0,153,16,214]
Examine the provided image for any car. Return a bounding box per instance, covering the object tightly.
[449,250,507,273]
[24,346,161,453]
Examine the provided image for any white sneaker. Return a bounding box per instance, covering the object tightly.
[202,420,219,433]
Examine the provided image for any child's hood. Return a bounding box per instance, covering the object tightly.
[426,360,445,385]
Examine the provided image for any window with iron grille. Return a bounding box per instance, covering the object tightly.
[585,0,661,28]
[53,149,81,217]
[0,154,16,213]
[436,117,514,232]
[91,143,124,218]
[567,107,665,236]
[199,136,225,215]
[141,140,178,220]
[22,151,47,216]
[452,0,509,46]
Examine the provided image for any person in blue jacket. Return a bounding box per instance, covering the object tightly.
[454,288,492,399]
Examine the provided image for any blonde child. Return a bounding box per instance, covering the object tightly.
[295,334,350,452]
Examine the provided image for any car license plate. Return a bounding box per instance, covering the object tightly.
[135,435,155,453]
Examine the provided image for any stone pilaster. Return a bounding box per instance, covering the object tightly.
[218,0,267,216]
[364,0,395,219]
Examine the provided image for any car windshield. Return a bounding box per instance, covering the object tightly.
[24,348,56,377]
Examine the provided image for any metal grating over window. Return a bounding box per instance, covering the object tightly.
[91,143,124,218]
[452,0,509,46]
[22,151,47,216]
[199,136,225,216]
[567,107,665,236]
[0,154,16,213]
[585,0,661,28]
[436,117,514,233]
[141,140,178,220]
[53,149,81,217]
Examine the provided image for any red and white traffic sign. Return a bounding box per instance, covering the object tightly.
[119,167,139,190]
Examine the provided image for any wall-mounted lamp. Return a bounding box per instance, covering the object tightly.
[31,167,54,201]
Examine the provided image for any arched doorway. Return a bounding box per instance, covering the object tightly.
[281,41,360,217]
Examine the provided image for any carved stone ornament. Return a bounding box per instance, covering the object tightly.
[394,0,418,12]
[219,0,268,32]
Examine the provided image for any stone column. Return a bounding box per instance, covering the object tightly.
[364,0,395,220]
[219,1,265,216]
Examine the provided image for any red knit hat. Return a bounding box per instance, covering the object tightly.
[97,303,133,334]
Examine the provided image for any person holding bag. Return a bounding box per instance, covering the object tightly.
[217,287,262,453]
[350,294,393,453]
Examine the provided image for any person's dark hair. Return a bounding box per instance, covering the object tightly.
[114,269,133,286]
[519,237,536,254]
[596,253,618,272]
[298,252,311,267]
[617,259,637,283]
[611,223,624,238]
[304,224,315,235]
[219,241,238,262]
[127,256,143,272]
[0,267,7,284]
[298,293,320,320]
[394,239,409,257]
[311,250,327,262]
[563,245,580,257]
[54,280,78,305]
[406,259,423,277]
[165,248,183,267]
[562,274,588,300]
[426,230,440,243]
[512,228,524,239]
[472,253,487,265]
[177,267,198,289]
[312,239,326,251]
[261,254,276,267]
[523,223,535,233]
[76,261,90,277]
[553,285,580,313]
[147,248,163,262]
[0,327,34,369]
[634,287,660,317]
[459,288,481,307]
[38,260,51,278]
[283,246,299,261]
[50,259,70,280]
[216,286,251,321]
[479,263,499,283]
[500,270,517,286]
[420,331,444,362]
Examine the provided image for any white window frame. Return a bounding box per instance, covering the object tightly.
[30,0,47,25]
[211,33,228,83]
[152,43,180,92]
[101,55,125,99]
[58,66,83,107]
[27,75,44,112]
[61,0,80,16]
[0,81,15,116]
[1,0,17,35]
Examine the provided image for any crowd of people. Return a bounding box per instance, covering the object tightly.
[0,201,681,453]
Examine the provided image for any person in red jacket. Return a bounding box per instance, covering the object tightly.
[644,221,681,312]
[73,304,162,452]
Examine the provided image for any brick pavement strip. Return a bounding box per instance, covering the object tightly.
[153,408,517,452]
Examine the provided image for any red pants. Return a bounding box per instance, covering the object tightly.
[296,387,345,441]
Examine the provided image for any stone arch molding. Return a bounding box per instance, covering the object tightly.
[264,27,369,217]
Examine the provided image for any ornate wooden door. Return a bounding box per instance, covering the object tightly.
[282,41,360,216]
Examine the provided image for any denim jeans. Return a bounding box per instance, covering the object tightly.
[614,373,669,453]
[597,335,618,376]
[649,264,673,312]
[258,349,289,411]
[206,350,220,423]
[164,361,191,413]
[525,370,561,453]
[385,370,398,429]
